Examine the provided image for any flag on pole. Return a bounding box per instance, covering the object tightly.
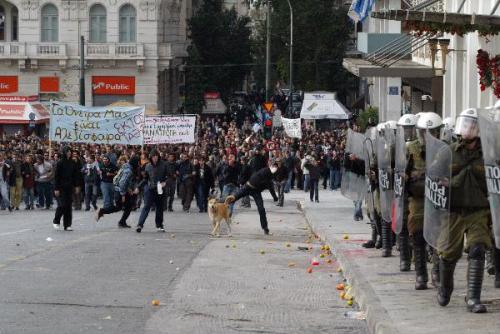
[348,0,376,23]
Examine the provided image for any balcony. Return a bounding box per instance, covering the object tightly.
[29,43,67,59]
[0,42,26,59]
[357,33,410,55]
[85,43,145,60]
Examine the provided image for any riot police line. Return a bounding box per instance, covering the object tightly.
[341,103,500,314]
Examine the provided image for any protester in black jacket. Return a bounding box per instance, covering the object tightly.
[53,146,81,231]
[238,156,252,208]
[227,163,278,235]
[194,156,214,212]
[136,149,168,232]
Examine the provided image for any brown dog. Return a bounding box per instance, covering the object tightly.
[207,197,232,237]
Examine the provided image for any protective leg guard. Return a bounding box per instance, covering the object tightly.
[495,247,500,288]
[431,250,440,288]
[466,245,487,313]
[414,244,428,290]
[399,227,411,272]
[486,248,495,275]
[437,258,456,307]
[381,220,393,258]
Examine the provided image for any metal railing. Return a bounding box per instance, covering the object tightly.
[86,43,144,58]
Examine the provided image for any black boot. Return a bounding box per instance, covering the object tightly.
[430,248,440,288]
[466,257,487,313]
[495,247,500,288]
[399,227,411,271]
[414,242,428,290]
[437,258,456,306]
[381,220,392,257]
[362,223,378,248]
[375,218,382,249]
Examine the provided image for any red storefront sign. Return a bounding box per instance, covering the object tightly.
[92,76,135,95]
[0,76,19,94]
[0,96,38,102]
[40,77,59,93]
[204,92,221,99]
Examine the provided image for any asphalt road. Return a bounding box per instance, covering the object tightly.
[0,193,368,334]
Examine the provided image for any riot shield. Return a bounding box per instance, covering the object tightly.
[363,129,377,219]
[377,129,395,222]
[341,129,367,201]
[392,127,407,234]
[478,111,500,248]
[423,132,451,251]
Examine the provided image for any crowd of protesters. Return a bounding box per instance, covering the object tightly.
[0,115,349,231]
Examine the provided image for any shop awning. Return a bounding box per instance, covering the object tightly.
[300,92,350,120]
[0,96,50,124]
[343,57,436,78]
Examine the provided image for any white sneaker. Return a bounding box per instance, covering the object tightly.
[53,224,60,230]
[157,227,165,232]
[64,227,73,231]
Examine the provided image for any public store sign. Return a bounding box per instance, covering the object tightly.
[0,76,19,94]
[49,101,144,145]
[143,115,197,144]
[92,76,135,95]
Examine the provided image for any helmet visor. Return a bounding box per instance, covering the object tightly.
[455,116,479,140]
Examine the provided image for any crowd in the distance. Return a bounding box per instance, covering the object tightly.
[0,115,349,225]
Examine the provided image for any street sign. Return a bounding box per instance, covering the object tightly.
[263,102,273,112]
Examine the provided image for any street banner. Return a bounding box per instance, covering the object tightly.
[49,102,144,145]
[281,117,302,138]
[143,115,197,144]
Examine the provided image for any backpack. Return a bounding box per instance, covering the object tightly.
[113,167,125,187]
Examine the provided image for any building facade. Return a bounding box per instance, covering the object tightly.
[0,0,191,114]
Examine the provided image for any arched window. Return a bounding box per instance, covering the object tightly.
[11,7,18,41]
[41,4,58,42]
[89,4,107,43]
[0,6,5,41]
[119,4,136,43]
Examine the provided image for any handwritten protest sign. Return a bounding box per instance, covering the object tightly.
[143,115,196,144]
[281,117,302,139]
[49,102,144,145]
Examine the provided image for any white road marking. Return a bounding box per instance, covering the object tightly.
[0,229,32,237]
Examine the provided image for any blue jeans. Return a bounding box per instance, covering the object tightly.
[303,174,310,192]
[138,187,165,228]
[84,183,98,209]
[196,183,208,211]
[101,182,114,209]
[354,200,363,219]
[309,179,319,201]
[284,171,293,193]
[222,183,237,216]
[330,169,341,190]
[37,182,53,208]
[23,188,35,208]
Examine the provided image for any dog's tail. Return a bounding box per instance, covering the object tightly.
[224,195,236,205]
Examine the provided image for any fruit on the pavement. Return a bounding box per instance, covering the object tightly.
[325,245,330,251]
[306,267,313,273]
[286,243,291,248]
[340,291,346,299]
[319,253,325,258]
[337,267,343,273]
[152,299,160,306]
[343,234,349,240]
[288,262,296,267]
[347,300,353,306]
[336,283,345,290]
[260,249,265,254]
[326,259,332,264]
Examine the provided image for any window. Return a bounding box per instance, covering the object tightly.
[11,7,18,41]
[0,6,5,41]
[41,4,58,42]
[89,4,106,43]
[119,4,136,43]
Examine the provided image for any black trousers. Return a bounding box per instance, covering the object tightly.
[234,185,268,231]
[101,192,136,226]
[164,179,176,210]
[53,187,73,228]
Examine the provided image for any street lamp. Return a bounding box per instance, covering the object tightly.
[286,0,293,117]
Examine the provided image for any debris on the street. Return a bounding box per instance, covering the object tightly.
[311,257,320,266]
[306,267,313,273]
[46,237,53,242]
[151,299,160,306]
[344,311,366,320]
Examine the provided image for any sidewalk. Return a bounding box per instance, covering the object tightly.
[296,189,500,334]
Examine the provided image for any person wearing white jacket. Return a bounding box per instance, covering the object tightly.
[301,155,312,192]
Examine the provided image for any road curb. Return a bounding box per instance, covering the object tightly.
[298,200,400,334]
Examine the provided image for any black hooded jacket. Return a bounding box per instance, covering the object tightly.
[54,147,81,191]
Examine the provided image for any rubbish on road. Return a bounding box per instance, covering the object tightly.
[16,243,20,246]
[151,299,160,306]
[260,249,266,255]
[344,311,366,320]
[286,243,291,248]
[337,267,343,273]
[311,257,320,266]
[46,237,53,242]
[306,267,313,273]
[326,259,333,264]
[226,245,230,248]
[340,291,346,299]
[103,315,112,320]
[170,234,176,238]
[343,234,349,240]
[336,283,345,290]
[347,300,353,306]
[297,246,309,251]
[288,262,296,267]
[169,260,174,264]
[176,267,180,271]
[324,245,330,251]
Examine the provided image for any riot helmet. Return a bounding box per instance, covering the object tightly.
[454,108,479,140]
[416,112,442,145]
[397,114,417,141]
